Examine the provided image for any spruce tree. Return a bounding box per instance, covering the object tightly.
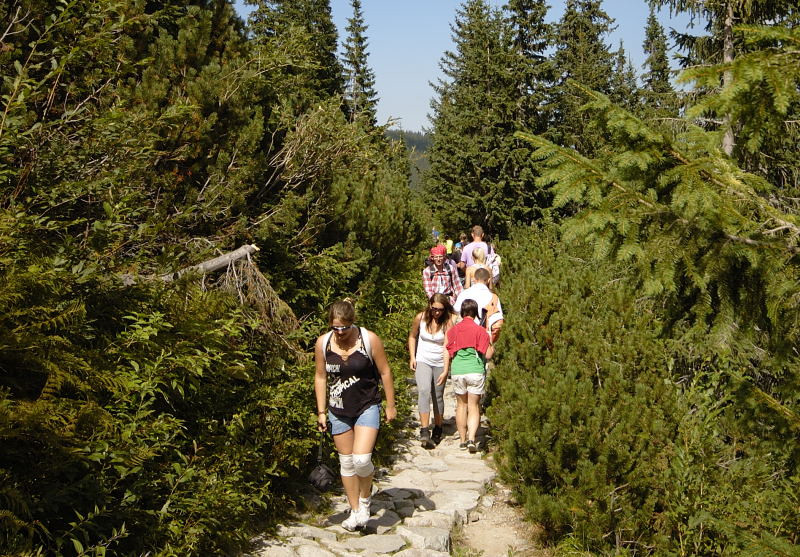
[247,0,343,110]
[609,41,640,112]
[425,0,540,237]
[505,0,551,134]
[651,0,799,155]
[548,0,615,156]
[641,8,678,119]
[342,0,379,125]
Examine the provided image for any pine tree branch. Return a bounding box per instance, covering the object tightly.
[515,130,657,211]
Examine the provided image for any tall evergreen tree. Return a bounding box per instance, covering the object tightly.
[247,0,343,111]
[425,0,540,237]
[641,8,678,119]
[609,41,640,111]
[342,0,379,125]
[651,0,799,154]
[548,0,615,156]
[505,0,551,134]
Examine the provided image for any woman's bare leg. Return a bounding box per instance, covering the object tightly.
[332,429,359,510]
[467,393,481,442]
[455,393,468,443]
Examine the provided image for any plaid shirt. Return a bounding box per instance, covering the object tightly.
[422,260,463,304]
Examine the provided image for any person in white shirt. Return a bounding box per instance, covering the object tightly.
[453,268,504,343]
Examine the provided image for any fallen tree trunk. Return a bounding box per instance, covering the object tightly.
[160,244,260,282]
[121,244,260,285]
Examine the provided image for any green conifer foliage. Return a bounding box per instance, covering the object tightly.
[548,0,615,155]
[651,0,799,160]
[491,225,800,552]
[518,83,800,354]
[247,0,344,111]
[681,23,800,195]
[342,0,379,126]
[506,0,551,134]
[641,8,679,119]
[0,0,424,553]
[609,42,640,112]
[500,25,800,550]
[425,0,542,237]
[489,225,684,550]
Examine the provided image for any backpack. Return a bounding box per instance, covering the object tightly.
[486,250,501,283]
[428,259,458,297]
[478,293,500,330]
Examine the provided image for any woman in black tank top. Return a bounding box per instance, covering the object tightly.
[324,328,382,416]
[314,300,396,530]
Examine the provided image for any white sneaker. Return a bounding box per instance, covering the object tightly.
[341,508,362,531]
[357,497,371,525]
[355,502,370,527]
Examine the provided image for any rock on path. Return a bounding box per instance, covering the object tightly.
[249,382,496,556]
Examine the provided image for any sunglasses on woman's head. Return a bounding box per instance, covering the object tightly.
[331,325,352,332]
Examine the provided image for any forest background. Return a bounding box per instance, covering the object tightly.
[1,0,799,556]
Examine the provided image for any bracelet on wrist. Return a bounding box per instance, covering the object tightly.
[317,410,326,415]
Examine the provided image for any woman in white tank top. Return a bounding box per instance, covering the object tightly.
[408,293,457,449]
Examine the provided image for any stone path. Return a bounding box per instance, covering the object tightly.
[249,382,498,556]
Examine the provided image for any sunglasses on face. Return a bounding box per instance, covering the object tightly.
[430,306,445,312]
[330,325,352,332]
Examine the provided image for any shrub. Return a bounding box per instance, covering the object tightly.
[489,224,800,554]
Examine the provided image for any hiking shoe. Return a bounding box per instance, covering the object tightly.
[467,440,477,453]
[342,508,363,531]
[355,502,370,527]
[459,442,468,451]
[358,496,371,518]
[420,427,435,449]
[432,425,443,445]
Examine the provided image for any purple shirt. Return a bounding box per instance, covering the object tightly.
[460,241,488,268]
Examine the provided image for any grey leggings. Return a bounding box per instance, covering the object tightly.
[415,361,446,416]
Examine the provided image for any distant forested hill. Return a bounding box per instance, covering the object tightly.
[386,130,430,189]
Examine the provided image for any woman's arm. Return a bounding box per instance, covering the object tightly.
[370,331,396,423]
[314,335,328,431]
[465,266,474,288]
[437,334,451,386]
[407,311,423,370]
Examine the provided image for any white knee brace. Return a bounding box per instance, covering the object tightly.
[339,453,356,477]
[352,453,374,477]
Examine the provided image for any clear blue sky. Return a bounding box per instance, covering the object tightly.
[233,1,691,132]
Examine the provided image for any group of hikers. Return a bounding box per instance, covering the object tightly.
[313,225,502,531]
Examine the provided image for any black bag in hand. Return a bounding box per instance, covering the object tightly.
[308,434,336,491]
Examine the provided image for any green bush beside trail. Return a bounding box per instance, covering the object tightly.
[489,225,800,554]
[0,1,426,554]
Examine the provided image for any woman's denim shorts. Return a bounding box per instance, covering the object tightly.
[328,403,381,435]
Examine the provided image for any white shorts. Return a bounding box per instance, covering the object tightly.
[452,373,485,395]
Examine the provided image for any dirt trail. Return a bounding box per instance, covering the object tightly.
[456,476,549,556]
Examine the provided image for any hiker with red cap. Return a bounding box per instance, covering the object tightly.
[422,244,462,306]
